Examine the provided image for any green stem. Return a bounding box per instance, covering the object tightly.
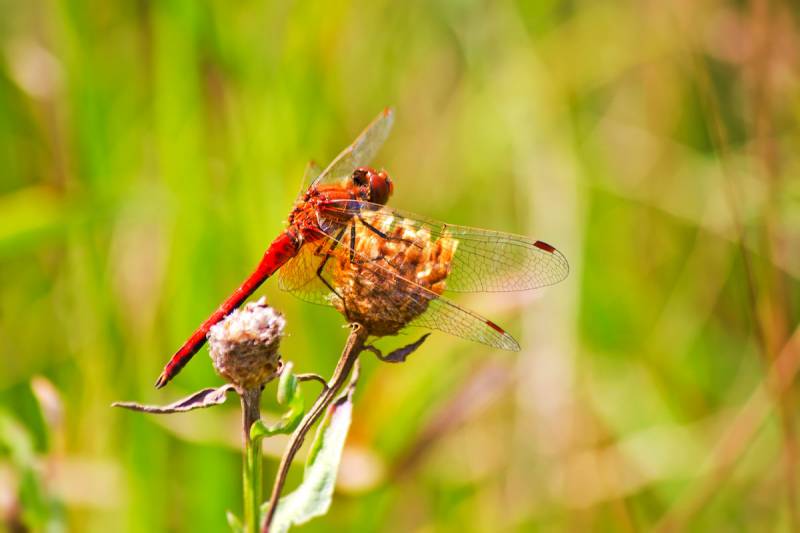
[262,323,369,533]
[241,388,263,533]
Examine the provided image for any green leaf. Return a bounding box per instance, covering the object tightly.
[250,363,305,440]
[264,394,354,533]
[277,363,299,406]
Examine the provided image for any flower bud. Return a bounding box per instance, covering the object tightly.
[330,215,456,336]
[208,297,285,390]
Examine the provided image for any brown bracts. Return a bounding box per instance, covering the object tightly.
[329,212,458,336]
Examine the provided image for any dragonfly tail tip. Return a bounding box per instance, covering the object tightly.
[154,372,168,389]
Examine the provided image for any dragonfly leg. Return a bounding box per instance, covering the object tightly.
[348,241,403,271]
[314,226,347,308]
[349,222,356,263]
[358,215,423,250]
[363,333,431,363]
[339,218,396,270]
[350,252,404,272]
[349,216,418,271]
[316,252,345,299]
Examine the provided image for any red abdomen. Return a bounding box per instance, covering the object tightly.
[154,231,299,388]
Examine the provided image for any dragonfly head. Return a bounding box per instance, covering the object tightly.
[353,166,393,206]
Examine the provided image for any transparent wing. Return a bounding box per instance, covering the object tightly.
[295,160,323,200]
[317,199,569,293]
[406,285,521,351]
[277,231,336,306]
[279,220,520,351]
[313,108,395,187]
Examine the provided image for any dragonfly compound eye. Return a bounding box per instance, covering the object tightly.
[368,170,393,205]
[352,167,369,187]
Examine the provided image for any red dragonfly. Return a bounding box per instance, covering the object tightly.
[155,108,568,388]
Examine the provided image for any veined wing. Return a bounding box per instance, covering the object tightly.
[295,160,323,200]
[279,220,520,351]
[277,230,337,306]
[317,199,569,293]
[313,108,395,187]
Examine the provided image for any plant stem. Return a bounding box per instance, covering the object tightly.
[262,323,369,532]
[241,387,263,533]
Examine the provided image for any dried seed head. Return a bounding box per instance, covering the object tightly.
[329,214,457,336]
[207,297,285,390]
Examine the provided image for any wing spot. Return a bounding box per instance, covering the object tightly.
[486,320,505,334]
[534,240,556,253]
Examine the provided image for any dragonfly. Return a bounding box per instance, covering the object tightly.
[155,108,568,388]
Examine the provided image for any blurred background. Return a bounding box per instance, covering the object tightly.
[1,0,799,531]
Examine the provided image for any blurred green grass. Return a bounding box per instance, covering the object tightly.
[1,0,799,531]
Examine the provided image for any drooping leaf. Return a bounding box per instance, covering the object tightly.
[366,333,430,363]
[112,385,236,414]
